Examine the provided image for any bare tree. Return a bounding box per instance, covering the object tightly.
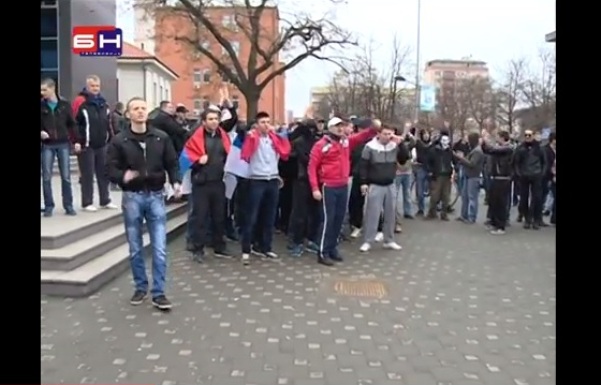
[139,0,354,118]
[322,36,412,122]
[496,58,527,133]
[464,76,496,129]
[436,80,471,135]
[520,48,556,130]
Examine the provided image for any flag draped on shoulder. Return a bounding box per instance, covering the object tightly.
[179,126,231,178]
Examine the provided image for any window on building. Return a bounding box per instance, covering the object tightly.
[153,82,158,107]
[232,95,239,109]
[41,39,58,69]
[41,7,58,38]
[203,70,211,83]
[201,41,210,50]
[231,41,241,56]
[160,85,164,101]
[202,96,210,109]
[435,71,442,78]
[193,69,202,83]
[193,99,203,110]
[165,88,169,101]
[222,15,238,30]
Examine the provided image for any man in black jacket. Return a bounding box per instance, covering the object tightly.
[513,129,547,229]
[482,130,514,234]
[425,131,455,220]
[153,101,189,156]
[72,75,116,211]
[105,97,181,311]
[41,78,78,217]
[287,119,322,257]
[413,129,432,215]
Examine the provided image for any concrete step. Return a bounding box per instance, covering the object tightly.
[41,212,187,297]
[41,204,187,271]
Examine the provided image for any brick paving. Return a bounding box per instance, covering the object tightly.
[41,210,556,385]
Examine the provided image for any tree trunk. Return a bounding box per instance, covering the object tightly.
[245,89,260,122]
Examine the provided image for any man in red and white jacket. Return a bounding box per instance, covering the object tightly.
[239,111,291,265]
[308,117,378,266]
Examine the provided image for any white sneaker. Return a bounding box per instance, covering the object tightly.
[83,205,98,212]
[101,203,118,209]
[383,242,402,250]
[374,232,384,242]
[350,227,362,238]
[359,243,371,252]
[241,253,250,265]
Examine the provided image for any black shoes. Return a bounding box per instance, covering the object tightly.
[130,290,147,305]
[152,295,172,310]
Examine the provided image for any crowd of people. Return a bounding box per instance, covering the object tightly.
[41,75,556,310]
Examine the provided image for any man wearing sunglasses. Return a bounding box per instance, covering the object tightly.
[513,130,547,229]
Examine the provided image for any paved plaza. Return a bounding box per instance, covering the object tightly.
[41,212,556,385]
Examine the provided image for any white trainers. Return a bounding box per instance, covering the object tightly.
[374,232,384,242]
[101,203,118,209]
[241,253,250,265]
[350,227,362,238]
[82,205,98,212]
[383,242,402,250]
[359,243,371,252]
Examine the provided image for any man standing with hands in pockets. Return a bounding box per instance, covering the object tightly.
[106,97,181,310]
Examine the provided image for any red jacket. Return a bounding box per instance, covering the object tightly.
[308,128,377,191]
[240,130,291,163]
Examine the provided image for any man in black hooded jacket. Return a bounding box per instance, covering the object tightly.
[287,119,324,257]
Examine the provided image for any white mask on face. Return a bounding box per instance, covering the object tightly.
[440,135,450,149]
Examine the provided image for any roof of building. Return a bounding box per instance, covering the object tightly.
[119,42,179,79]
[426,59,487,67]
[545,31,556,42]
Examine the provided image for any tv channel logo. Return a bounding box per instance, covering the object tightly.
[72,26,123,57]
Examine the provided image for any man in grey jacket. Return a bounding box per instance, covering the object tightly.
[358,125,409,252]
[453,132,485,223]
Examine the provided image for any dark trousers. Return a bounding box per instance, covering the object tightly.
[512,178,520,205]
[277,179,293,233]
[235,178,250,234]
[78,146,110,207]
[190,181,226,252]
[316,185,348,258]
[289,179,318,245]
[489,178,511,230]
[241,179,280,254]
[518,175,543,224]
[348,177,365,229]
[550,181,556,224]
[427,175,452,217]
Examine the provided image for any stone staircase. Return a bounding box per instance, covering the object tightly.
[41,180,188,297]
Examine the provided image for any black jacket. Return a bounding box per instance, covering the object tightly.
[110,110,127,135]
[190,128,229,185]
[426,144,454,177]
[542,144,556,180]
[482,141,514,178]
[513,141,546,177]
[152,110,189,154]
[414,139,432,165]
[106,127,180,192]
[290,123,321,180]
[41,98,76,145]
[74,92,112,149]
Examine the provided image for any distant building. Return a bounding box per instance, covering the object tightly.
[423,59,489,86]
[41,0,118,102]
[133,2,285,121]
[545,31,556,43]
[310,86,331,112]
[117,43,178,107]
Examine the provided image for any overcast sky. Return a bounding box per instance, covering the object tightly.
[117,0,555,116]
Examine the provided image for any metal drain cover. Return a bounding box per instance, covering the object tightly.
[332,278,388,299]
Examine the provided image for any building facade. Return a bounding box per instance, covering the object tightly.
[423,59,489,86]
[117,43,179,108]
[133,4,286,121]
[41,0,118,103]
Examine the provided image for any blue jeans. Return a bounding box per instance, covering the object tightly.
[122,191,168,297]
[241,179,280,254]
[460,177,480,222]
[316,185,348,258]
[414,167,429,212]
[41,142,73,211]
[394,174,412,218]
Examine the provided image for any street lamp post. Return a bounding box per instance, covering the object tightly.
[390,75,406,122]
[414,0,422,122]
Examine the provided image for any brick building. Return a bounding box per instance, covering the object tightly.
[134,4,285,122]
